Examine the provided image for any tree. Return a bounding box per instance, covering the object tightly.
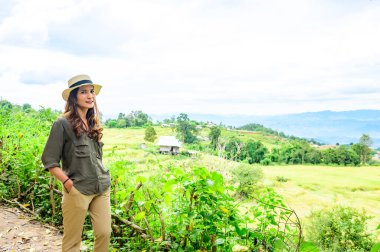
[231,164,263,197]
[22,103,32,112]
[322,148,337,165]
[144,126,157,142]
[268,147,280,163]
[176,113,197,144]
[335,146,359,166]
[352,134,373,165]
[0,99,12,109]
[116,118,127,128]
[116,112,132,127]
[209,126,221,150]
[118,113,126,119]
[243,139,267,164]
[105,119,118,128]
[291,140,312,164]
[225,136,245,161]
[163,115,176,124]
[305,149,322,164]
[278,140,311,164]
[127,110,151,127]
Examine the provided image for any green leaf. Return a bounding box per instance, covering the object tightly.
[164,194,173,205]
[371,242,380,252]
[135,211,145,221]
[236,227,248,236]
[163,181,174,192]
[254,211,262,217]
[136,176,147,183]
[193,167,209,179]
[144,200,152,211]
[215,238,225,245]
[273,238,288,251]
[299,241,319,252]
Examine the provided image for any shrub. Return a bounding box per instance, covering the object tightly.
[276,176,289,183]
[306,206,375,251]
[260,157,271,166]
[144,126,157,142]
[231,164,263,197]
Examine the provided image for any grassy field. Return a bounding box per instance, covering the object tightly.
[102,127,380,240]
[261,165,380,236]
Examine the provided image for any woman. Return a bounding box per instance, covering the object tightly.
[42,74,111,252]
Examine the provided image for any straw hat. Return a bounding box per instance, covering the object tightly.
[62,74,102,101]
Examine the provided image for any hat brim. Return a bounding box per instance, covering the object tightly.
[62,84,102,101]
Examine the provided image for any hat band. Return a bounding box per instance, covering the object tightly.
[69,79,93,89]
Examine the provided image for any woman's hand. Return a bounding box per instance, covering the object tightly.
[64,179,74,192]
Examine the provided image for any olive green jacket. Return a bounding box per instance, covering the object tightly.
[41,117,110,195]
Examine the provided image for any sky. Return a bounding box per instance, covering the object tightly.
[0,0,379,119]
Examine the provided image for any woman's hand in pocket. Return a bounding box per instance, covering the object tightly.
[64,179,74,193]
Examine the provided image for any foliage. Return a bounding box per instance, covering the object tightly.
[275,176,289,183]
[0,101,62,224]
[128,110,151,127]
[144,126,157,143]
[277,140,313,164]
[162,115,176,124]
[231,164,263,197]
[176,113,197,144]
[216,128,367,166]
[243,139,268,164]
[306,206,375,251]
[266,140,362,166]
[238,123,285,137]
[208,126,221,150]
[225,136,245,161]
[249,187,302,251]
[105,110,151,128]
[110,164,301,251]
[371,242,380,252]
[352,134,374,165]
[238,123,322,145]
[321,146,360,166]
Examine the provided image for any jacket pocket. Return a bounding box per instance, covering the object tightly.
[74,142,90,158]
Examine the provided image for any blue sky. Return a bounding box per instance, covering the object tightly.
[0,0,379,119]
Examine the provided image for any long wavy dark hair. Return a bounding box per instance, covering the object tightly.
[63,87,103,141]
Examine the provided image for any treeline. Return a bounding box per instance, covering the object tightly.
[238,123,322,145]
[211,131,374,166]
[104,111,151,128]
[105,111,375,166]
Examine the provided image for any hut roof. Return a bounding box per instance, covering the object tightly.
[157,136,181,147]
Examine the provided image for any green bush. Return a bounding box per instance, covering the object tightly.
[144,126,157,142]
[231,164,263,197]
[306,206,375,251]
[260,157,271,166]
[276,176,289,183]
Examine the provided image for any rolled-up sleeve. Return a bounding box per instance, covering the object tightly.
[41,120,64,171]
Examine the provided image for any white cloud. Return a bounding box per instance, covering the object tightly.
[0,0,379,118]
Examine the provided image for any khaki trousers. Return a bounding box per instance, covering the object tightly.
[61,186,111,252]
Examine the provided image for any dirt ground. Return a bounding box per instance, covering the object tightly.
[0,203,62,252]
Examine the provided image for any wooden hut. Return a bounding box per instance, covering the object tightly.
[157,136,181,155]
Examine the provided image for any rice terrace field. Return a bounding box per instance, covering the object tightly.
[102,127,380,242]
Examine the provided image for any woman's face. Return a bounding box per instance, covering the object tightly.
[76,85,96,110]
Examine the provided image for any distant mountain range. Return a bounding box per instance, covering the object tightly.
[151,110,380,148]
